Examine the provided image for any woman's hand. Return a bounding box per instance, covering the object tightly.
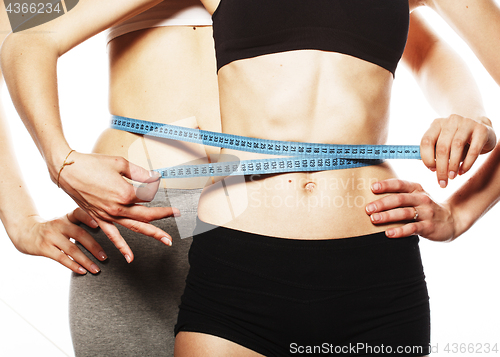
[365,179,457,242]
[52,152,179,263]
[420,114,496,188]
[10,208,107,275]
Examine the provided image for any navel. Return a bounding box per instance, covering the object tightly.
[304,182,317,193]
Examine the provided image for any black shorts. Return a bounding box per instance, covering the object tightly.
[175,219,430,356]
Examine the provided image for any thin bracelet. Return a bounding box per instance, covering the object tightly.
[57,149,75,188]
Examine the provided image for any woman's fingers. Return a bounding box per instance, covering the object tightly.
[120,205,181,222]
[96,218,135,263]
[60,216,107,262]
[421,115,496,187]
[434,120,457,188]
[25,217,107,274]
[446,129,470,181]
[134,179,161,202]
[370,179,422,195]
[45,247,90,275]
[447,142,467,180]
[74,186,176,224]
[385,223,422,238]
[366,193,427,224]
[93,205,179,254]
[420,121,441,172]
[117,158,161,184]
[67,207,98,228]
[459,124,489,174]
[58,153,161,217]
[55,239,101,274]
[367,179,430,214]
[369,206,420,224]
[114,217,174,247]
[52,152,181,260]
[56,153,180,246]
[367,180,424,216]
[70,203,180,263]
[367,179,456,242]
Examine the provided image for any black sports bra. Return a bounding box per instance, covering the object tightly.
[212,0,409,75]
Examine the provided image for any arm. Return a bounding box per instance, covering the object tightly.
[426,0,500,88]
[0,5,106,273]
[445,140,500,236]
[0,85,106,274]
[364,1,500,239]
[402,10,496,188]
[365,139,500,240]
[0,0,177,262]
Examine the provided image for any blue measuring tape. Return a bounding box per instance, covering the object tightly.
[111,115,421,178]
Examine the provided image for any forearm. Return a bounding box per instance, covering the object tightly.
[0,88,107,272]
[0,3,40,244]
[0,97,39,246]
[1,33,71,180]
[0,0,178,262]
[0,0,163,179]
[447,141,500,237]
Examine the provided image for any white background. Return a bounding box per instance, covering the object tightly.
[1,7,499,357]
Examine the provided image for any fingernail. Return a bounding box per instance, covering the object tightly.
[371,182,381,191]
[173,208,181,217]
[448,171,456,180]
[125,254,132,263]
[458,168,465,175]
[366,204,376,213]
[90,264,100,274]
[371,213,381,222]
[386,229,395,237]
[90,219,98,228]
[161,237,172,246]
[98,251,107,260]
[439,180,447,188]
[149,171,161,179]
[78,267,87,274]
[430,167,436,172]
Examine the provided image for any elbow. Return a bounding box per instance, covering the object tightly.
[0,33,16,74]
[1,32,58,78]
[0,33,29,75]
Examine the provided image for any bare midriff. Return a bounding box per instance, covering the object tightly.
[93,26,221,189]
[94,26,402,239]
[197,50,403,238]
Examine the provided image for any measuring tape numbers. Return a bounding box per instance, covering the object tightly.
[111,115,420,178]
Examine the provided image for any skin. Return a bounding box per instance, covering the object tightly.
[100,20,220,173]
[0,80,106,275]
[195,0,494,240]
[0,0,496,355]
[2,0,219,353]
[1,0,493,259]
[365,0,500,239]
[176,0,498,355]
[418,0,500,185]
[0,2,106,275]
[366,140,500,241]
[1,0,185,262]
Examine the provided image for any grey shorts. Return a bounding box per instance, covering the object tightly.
[69,188,201,357]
